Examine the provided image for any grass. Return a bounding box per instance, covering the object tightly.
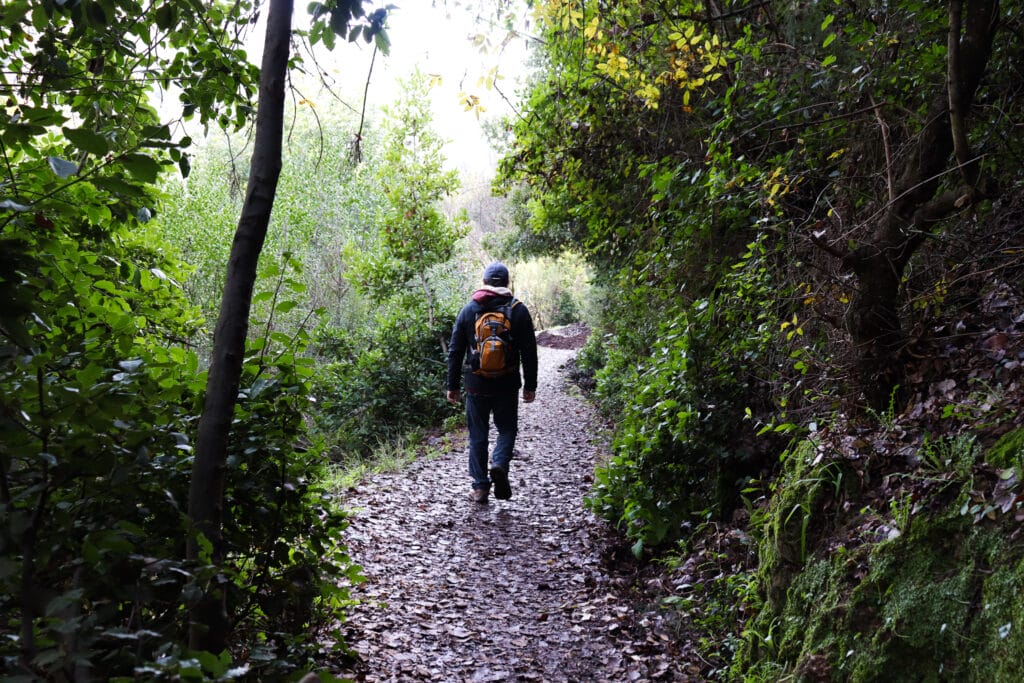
[321,428,458,493]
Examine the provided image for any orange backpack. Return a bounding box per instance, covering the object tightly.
[471,301,520,378]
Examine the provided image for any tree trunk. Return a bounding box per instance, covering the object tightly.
[843,0,998,408]
[187,0,293,652]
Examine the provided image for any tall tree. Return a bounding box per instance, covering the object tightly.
[839,0,1000,405]
[186,0,390,652]
[347,70,468,350]
[186,0,293,653]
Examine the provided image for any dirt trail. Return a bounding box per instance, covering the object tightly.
[335,340,697,682]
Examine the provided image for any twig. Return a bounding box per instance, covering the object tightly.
[352,43,378,164]
[871,96,894,203]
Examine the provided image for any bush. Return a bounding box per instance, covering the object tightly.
[0,226,355,678]
[311,304,456,458]
[585,238,786,553]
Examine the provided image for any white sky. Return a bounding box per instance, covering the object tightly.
[288,2,531,174]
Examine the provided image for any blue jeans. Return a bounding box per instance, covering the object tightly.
[466,392,518,490]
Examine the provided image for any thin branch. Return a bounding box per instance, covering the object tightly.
[291,83,326,172]
[871,96,895,203]
[947,0,976,186]
[294,36,361,115]
[809,232,849,261]
[352,43,378,164]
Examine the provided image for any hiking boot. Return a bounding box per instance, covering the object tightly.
[489,465,512,500]
[470,486,489,504]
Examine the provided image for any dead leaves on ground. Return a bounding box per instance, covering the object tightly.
[333,347,699,681]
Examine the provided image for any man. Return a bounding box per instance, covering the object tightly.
[446,262,538,504]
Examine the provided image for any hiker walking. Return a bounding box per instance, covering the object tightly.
[446,262,538,503]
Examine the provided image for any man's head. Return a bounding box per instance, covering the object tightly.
[482,261,510,287]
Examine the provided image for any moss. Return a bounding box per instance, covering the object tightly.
[734,439,859,679]
[966,556,1024,681]
[845,514,981,681]
[985,427,1024,471]
[734,434,1024,682]
[755,441,857,611]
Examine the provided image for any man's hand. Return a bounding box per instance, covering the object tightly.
[446,389,461,404]
[523,390,536,403]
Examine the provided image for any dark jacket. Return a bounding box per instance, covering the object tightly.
[447,288,537,396]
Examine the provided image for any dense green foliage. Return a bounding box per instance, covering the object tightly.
[735,438,1024,681]
[158,71,467,460]
[498,0,1023,548]
[496,0,1024,677]
[0,0,402,677]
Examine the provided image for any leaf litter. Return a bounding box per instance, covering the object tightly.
[331,339,701,681]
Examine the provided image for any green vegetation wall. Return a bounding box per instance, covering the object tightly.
[497,0,1024,550]
[0,0,425,677]
[733,434,1024,681]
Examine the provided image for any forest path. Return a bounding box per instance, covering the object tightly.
[334,338,698,682]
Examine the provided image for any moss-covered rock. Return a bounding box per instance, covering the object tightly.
[734,435,1024,682]
[753,441,858,612]
[985,427,1024,472]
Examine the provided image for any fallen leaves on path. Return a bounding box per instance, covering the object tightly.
[332,346,701,682]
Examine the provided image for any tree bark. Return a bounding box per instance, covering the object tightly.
[187,0,293,653]
[843,0,998,408]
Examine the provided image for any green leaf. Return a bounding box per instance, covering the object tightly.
[331,4,352,35]
[62,126,110,156]
[118,359,144,372]
[92,176,147,197]
[86,1,108,26]
[155,3,176,30]
[375,29,390,55]
[121,154,162,183]
[178,153,192,178]
[308,2,328,20]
